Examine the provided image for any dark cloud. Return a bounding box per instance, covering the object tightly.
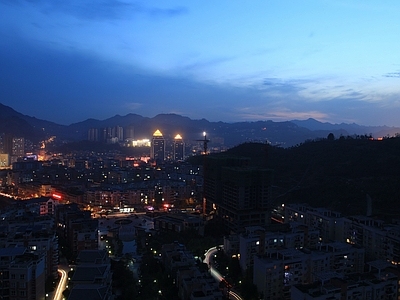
[57,0,135,20]
[0,33,250,124]
[337,89,366,100]
[383,71,400,78]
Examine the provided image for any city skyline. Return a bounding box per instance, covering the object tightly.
[1,1,400,126]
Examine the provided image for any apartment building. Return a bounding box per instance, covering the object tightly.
[253,242,365,300]
[284,204,342,242]
[68,250,112,300]
[0,248,46,300]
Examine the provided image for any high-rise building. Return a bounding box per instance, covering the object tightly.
[173,134,185,161]
[0,133,12,155]
[11,137,25,163]
[125,125,135,140]
[113,126,124,142]
[0,249,46,300]
[88,128,99,141]
[151,130,165,163]
[0,133,4,153]
[204,155,273,233]
[98,126,124,143]
[12,137,24,157]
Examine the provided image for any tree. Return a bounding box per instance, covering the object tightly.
[327,133,335,140]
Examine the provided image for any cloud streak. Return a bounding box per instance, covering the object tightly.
[1,0,188,21]
[383,71,400,78]
[2,1,400,127]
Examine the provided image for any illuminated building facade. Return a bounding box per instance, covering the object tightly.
[151,130,165,163]
[8,137,25,164]
[12,137,24,157]
[131,139,151,147]
[0,153,10,168]
[173,134,185,161]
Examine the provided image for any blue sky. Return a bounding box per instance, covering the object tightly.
[1,0,400,126]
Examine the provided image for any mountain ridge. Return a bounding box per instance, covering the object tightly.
[1,103,399,147]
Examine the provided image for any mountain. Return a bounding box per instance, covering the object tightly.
[1,103,400,147]
[206,138,400,217]
[291,118,400,137]
[0,103,65,141]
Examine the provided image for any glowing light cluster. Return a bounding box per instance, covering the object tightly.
[131,139,151,147]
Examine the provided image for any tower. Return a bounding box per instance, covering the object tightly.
[151,130,165,163]
[173,134,185,161]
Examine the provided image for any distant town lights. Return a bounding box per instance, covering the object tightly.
[131,139,151,147]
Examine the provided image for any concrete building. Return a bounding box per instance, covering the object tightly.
[154,213,205,234]
[176,267,223,300]
[11,137,25,164]
[124,125,135,140]
[56,204,98,258]
[0,248,46,300]
[204,156,273,233]
[0,153,10,168]
[285,205,400,265]
[173,134,185,161]
[253,242,365,300]
[284,204,342,242]
[338,215,400,264]
[151,130,165,163]
[24,197,58,215]
[291,271,398,300]
[69,250,112,300]
[88,128,99,142]
[161,242,196,276]
[237,224,320,271]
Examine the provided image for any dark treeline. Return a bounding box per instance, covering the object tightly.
[192,136,400,218]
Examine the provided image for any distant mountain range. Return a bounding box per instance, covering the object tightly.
[1,103,399,148]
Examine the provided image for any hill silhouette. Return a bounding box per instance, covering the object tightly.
[2,102,400,147]
[196,137,400,217]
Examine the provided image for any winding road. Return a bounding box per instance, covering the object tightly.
[52,267,68,300]
[203,246,242,300]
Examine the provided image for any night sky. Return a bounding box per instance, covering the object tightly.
[1,0,400,126]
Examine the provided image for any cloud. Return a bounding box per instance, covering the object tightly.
[124,102,143,110]
[182,56,237,72]
[383,71,400,78]
[0,32,255,124]
[262,78,311,96]
[2,21,400,127]
[1,0,188,21]
[236,109,330,123]
[148,6,188,18]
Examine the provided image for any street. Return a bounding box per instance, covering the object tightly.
[203,246,243,300]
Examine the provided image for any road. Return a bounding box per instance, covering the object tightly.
[52,267,68,300]
[203,246,242,300]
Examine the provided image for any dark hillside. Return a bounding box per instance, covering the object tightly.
[207,137,400,217]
